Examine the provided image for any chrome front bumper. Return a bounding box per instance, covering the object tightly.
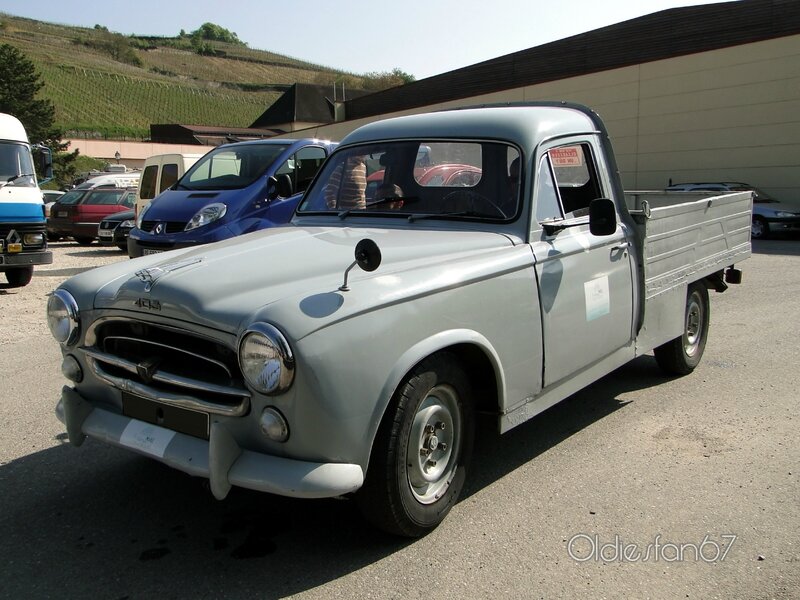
[56,386,364,500]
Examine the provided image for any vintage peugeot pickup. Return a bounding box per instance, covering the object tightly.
[48,103,751,537]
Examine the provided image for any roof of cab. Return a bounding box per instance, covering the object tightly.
[339,103,601,151]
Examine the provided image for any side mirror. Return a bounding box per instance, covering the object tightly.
[339,238,382,291]
[589,198,617,236]
[354,238,381,272]
[266,176,279,201]
[33,145,53,184]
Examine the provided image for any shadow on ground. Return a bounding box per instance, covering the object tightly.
[0,357,666,598]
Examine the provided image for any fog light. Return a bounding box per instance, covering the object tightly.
[61,355,83,382]
[259,407,289,442]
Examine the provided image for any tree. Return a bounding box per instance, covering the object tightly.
[0,43,78,187]
[190,22,245,46]
[360,68,416,91]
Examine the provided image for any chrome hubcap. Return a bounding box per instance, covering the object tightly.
[406,384,461,504]
[684,294,703,356]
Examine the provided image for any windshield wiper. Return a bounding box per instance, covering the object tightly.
[338,195,418,219]
[5,173,34,183]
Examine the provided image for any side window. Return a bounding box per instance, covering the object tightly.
[295,146,328,193]
[159,163,179,192]
[535,157,562,223]
[140,165,158,200]
[548,144,602,218]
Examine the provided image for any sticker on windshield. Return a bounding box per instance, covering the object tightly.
[584,276,610,321]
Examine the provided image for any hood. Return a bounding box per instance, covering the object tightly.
[86,225,523,339]
[145,185,269,222]
[753,199,800,215]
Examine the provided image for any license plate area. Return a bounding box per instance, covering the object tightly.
[122,392,209,440]
[142,248,163,256]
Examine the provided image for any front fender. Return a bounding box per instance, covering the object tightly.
[366,328,506,458]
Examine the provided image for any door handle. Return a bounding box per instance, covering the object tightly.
[611,241,630,251]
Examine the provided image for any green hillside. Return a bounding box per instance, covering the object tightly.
[0,13,365,139]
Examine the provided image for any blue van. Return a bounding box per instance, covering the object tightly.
[128,138,336,257]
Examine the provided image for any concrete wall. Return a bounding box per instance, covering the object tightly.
[280,34,800,202]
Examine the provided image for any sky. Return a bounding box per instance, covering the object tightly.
[3,0,733,80]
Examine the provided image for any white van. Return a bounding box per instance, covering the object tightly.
[135,152,204,217]
[75,172,141,190]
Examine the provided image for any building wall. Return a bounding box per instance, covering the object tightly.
[280,34,800,202]
[64,139,209,170]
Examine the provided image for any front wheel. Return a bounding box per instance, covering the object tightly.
[751,216,769,240]
[654,282,710,375]
[5,266,34,287]
[74,237,94,246]
[356,353,475,537]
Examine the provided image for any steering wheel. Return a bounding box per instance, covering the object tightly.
[441,190,507,218]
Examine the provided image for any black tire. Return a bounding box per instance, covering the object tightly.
[116,244,127,252]
[356,352,475,537]
[5,266,34,287]
[74,237,94,246]
[751,216,769,240]
[654,282,710,375]
[47,232,61,242]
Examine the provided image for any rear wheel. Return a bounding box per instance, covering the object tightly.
[5,266,34,287]
[654,282,709,375]
[357,353,474,537]
[74,237,94,246]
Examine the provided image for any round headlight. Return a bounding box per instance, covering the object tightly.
[47,289,80,345]
[238,323,295,395]
[185,202,227,232]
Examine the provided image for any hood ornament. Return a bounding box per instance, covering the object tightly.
[135,256,204,292]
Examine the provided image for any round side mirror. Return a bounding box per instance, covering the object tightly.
[355,238,381,272]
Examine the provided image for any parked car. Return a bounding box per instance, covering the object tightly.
[47,187,136,245]
[74,171,141,190]
[98,209,135,251]
[128,138,336,257]
[42,190,65,218]
[366,163,482,200]
[135,152,204,219]
[665,181,800,239]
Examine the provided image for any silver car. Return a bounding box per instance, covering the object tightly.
[666,182,800,239]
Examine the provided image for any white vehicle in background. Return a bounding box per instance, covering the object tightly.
[74,171,141,190]
[0,112,53,287]
[135,152,204,218]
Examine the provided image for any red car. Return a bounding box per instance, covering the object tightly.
[366,164,482,200]
[47,187,136,245]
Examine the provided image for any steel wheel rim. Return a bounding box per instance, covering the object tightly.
[684,292,703,357]
[751,220,764,237]
[406,384,461,505]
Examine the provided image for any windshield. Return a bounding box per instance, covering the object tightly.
[56,190,86,205]
[729,185,775,203]
[298,140,521,221]
[180,143,289,191]
[0,141,36,187]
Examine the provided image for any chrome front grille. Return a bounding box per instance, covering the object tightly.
[84,319,250,416]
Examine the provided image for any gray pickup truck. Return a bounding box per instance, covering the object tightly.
[48,103,751,537]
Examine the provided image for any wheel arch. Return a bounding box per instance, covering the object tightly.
[365,329,503,466]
